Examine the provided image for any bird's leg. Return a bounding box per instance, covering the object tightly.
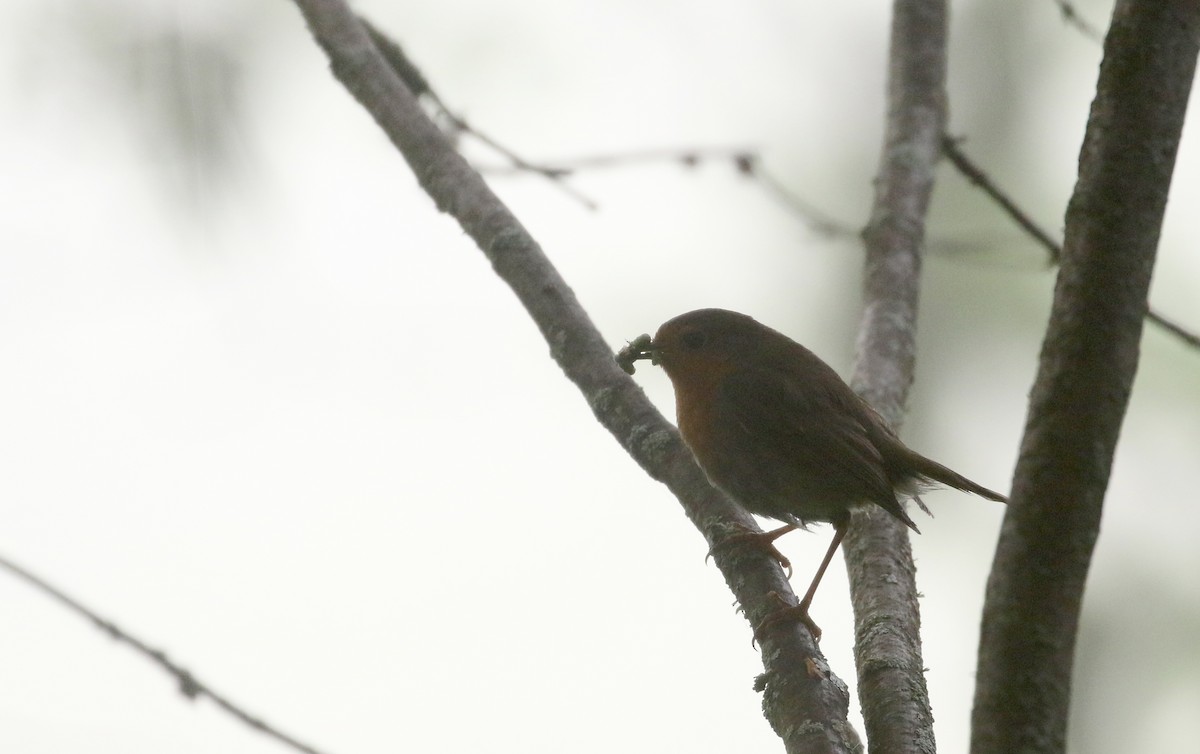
[708,522,798,577]
[754,523,848,643]
[796,523,846,615]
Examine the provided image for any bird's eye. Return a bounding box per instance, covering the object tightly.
[681,330,707,350]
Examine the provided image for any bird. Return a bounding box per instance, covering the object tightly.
[617,308,1007,640]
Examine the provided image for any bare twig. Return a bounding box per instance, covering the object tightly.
[972,2,1200,751]
[359,19,598,209]
[293,2,859,751]
[479,146,751,177]
[358,32,995,264]
[741,157,864,240]
[485,145,866,241]
[1147,309,1200,348]
[942,135,1062,264]
[0,554,329,754]
[479,138,1011,262]
[358,23,865,240]
[1050,0,1104,41]
[441,114,601,208]
[942,135,1200,350]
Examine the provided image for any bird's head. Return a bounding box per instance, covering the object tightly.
[616,308,769,383]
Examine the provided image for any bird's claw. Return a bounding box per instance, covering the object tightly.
[752,592,822,646]
[707,526,793,578]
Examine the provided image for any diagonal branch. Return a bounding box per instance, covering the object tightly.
[358,17,598,209]
[0,554,329,754]
[941,135,1200,350]
[1050,0,1104,41]
[292,2,859,751]
[940,136,1063,265]
[971,2,1200,752]
[845,0,948,751]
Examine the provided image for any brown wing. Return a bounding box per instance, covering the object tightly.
[714,366,918,530]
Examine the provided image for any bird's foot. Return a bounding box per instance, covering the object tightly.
[707,523,797,577]
[753,591,822,644]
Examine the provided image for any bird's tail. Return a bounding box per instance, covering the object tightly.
[900,447,1008,503]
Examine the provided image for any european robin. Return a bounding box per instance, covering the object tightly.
[617,308,1007,639]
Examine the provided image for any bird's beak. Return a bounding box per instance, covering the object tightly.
[615,333,661,375]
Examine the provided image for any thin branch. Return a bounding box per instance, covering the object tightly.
[359,18,598,209]
[359,25,863,238]
[442,113,601,208]
[971,2,1200,751]
[481,141,1012,268]
[742,157,864,240]
[942,135,1200,350]
[479,146,750,177]
[485,145,866,240]
[1050,0,1104,41]
[845,0,947,751]
[0,554,329,754]
[942,135,1062,264]
[292,2,858,751]
[1147,308,1200,348]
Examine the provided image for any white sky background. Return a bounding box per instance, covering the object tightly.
[1,0,1198,752]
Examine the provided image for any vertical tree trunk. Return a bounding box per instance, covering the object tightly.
[846,0,947,751]
[971,3,1200,752]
